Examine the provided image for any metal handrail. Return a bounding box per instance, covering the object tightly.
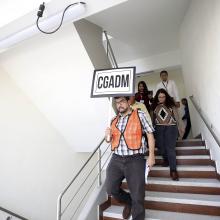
[69,150,112,220]
[0,206,28,220]
[189,95,220,147]
[57,137,105,220]
[103,30,118,68]
[61,141,110,215]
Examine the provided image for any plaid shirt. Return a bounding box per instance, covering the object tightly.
[113,110,154,156]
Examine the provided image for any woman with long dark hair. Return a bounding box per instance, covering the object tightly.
[135,81,150,113]
[152,89,183,181]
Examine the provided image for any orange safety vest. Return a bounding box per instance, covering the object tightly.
[111,109,142,151]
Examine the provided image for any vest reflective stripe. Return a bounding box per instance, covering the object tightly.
[111,109,142,150]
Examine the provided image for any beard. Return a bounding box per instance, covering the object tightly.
[118,106,128,113]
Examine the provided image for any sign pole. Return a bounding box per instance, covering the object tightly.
[108,97,113,126]
[107,97,113,142]
[90,67,136,141]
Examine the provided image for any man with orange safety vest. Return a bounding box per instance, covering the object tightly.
[105,96,155,220]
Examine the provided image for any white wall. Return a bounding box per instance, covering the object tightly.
[75,19,112,69]
[0,68,92,220]
[136,68,186,99]
[120,50,181,73]
[77,173,107,220]
[0,23,109,152]
[180,0,220,173]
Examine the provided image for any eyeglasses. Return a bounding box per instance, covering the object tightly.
[115,99,127,105]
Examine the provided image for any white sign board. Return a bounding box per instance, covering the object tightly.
[90,67,136,98]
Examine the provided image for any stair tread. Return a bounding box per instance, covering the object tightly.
[155,155,210,159]
[154,146,206,150]
[103,139,220,218]
[103,205,158,220]
[145,191,220,206]
[103,205,220,220]
[151,165,215,171]
[147,177,220,187]
[177,139,203,142]
[175,146,206,150]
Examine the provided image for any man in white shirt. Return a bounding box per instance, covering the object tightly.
[156,70,180,107]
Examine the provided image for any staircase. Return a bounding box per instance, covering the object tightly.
[99,139,220,220]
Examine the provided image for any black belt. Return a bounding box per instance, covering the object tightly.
[113,153,145,158]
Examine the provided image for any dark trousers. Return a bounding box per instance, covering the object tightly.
[106,153,146,220]
[183,120,191,139]
[155,125,178,171]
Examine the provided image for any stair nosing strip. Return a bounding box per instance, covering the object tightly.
[145,196,220,207]
[155,155,210,159]
[176,146,206,150]
[147,180,220,187]
[151,166,215,171]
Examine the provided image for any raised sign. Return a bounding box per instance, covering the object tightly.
[91,67,135,97]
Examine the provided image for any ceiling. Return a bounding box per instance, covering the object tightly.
[0,0,190,64]
[0,0,128,46]
[87,0,190,63]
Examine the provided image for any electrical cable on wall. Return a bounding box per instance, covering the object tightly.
[36,2,85,34]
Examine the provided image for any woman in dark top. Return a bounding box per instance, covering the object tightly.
[135,81,150,113]
[152,89,183,181]
[181,98,191,139]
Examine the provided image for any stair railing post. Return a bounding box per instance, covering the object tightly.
[98,146,102,186]
[57,194,62,220]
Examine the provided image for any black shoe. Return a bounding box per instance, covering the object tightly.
[170,171,179,181]
[122,203,131,219]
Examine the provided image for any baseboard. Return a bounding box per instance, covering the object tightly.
[99,196,111,220]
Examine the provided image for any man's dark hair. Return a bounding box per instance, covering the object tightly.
[114,96,129,101]
[181,98,188,107]
[160,70,168,76]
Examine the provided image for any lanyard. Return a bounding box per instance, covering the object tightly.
[162,81,168,91]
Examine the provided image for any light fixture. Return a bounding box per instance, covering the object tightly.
[136,70,154,77]
[0,2,86,51]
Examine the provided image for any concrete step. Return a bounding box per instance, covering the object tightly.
[156,155,210,159]
[151,165,215,171]
[155,155,214,166]
[103,205,220,220]
[145,191,220,206]
[149,165,216,178]
[176,139,205,147]
[175,146,206,150]
[122,177,220,194]
[147,177,220,188]
[147,148,210,156]
[111,191,220,216]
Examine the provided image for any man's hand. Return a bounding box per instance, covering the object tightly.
[147,154,155,168]
[105,127,112,142]
[178,127,185,140]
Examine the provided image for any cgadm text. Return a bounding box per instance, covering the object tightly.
[97,74,130,89]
